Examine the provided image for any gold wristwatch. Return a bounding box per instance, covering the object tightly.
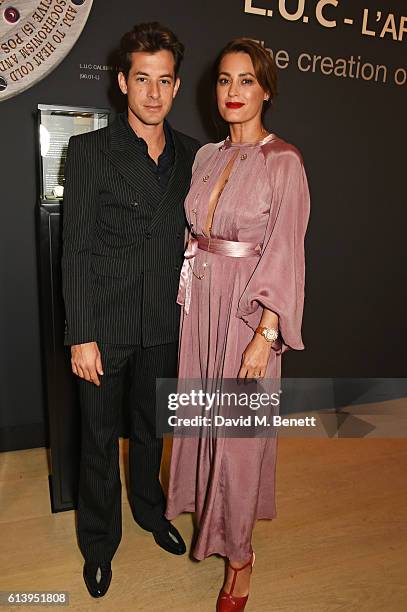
[255,326,279,343]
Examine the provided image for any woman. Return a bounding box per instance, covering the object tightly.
[166,38,310,611]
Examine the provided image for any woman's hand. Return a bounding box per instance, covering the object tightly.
[238,334,272,379]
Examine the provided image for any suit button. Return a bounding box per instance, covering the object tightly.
[145,231,151,239]
[174,265,180,271]
[131,201,139,207]
[176,233,181,239]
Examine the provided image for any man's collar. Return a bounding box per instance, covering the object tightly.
[108,112,179,154]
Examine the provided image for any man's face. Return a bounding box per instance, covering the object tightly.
[118,50,180,126]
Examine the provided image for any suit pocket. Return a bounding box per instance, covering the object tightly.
[91,254,129,278]
[100,191,145,209]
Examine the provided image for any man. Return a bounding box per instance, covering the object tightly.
[61,22,200,598]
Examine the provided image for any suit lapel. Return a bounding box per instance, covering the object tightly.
[101,116,190,225]
[101,115,162,204]
[149,128,190,231]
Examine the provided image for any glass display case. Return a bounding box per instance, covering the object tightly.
[36,103,110,511]
[38,104,109,202]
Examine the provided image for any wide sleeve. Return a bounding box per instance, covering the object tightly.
[236,144,311,354]
[61,135,99,345]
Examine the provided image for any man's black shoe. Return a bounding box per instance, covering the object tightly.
[83,562,112,598]
[152,522,186,555]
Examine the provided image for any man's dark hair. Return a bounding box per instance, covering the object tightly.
[118,22,184,79]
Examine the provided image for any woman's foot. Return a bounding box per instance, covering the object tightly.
[216,552,255,611]
[223,556,253,597]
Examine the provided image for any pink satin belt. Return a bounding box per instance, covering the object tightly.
[177,235,261,314]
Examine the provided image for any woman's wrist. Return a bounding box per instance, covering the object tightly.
[259,307,279,329]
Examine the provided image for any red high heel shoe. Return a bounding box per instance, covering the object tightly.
[216,552,256,611]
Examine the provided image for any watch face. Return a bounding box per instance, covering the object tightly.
[263,329,276,341]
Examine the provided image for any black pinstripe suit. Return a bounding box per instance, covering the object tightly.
[61,114,200,562]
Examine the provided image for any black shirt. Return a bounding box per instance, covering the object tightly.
[120,112,175,191]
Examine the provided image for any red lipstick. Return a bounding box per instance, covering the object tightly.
[226,102,244,109]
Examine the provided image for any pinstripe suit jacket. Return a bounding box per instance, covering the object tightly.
[61,115,200,347]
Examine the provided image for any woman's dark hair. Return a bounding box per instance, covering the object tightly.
[117,22,184,78]
[214,38,278,114]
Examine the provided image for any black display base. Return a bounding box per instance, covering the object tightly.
[48,474,76,513]
[38,203,80,512]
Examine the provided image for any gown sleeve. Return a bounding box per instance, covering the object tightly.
[236,142,311,354]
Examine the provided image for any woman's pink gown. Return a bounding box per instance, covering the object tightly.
[165,133,310,561]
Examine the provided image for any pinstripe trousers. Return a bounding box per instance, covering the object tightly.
[77,342,177,563]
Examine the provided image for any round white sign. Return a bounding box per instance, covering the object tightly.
[0,0,94,101]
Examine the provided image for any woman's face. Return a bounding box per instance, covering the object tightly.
[216,52,268,125]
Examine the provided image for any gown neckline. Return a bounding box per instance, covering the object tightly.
[223,133,276,148]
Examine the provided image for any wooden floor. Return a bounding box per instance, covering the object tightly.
[1,436,406,611]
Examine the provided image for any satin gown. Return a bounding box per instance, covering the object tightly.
[165,133,310,561]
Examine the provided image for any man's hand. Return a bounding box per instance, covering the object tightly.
[238,334,272,380]
[71,342,103,386]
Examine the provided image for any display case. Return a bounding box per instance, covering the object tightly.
[38,104,109,202]
[36,104,110,512]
